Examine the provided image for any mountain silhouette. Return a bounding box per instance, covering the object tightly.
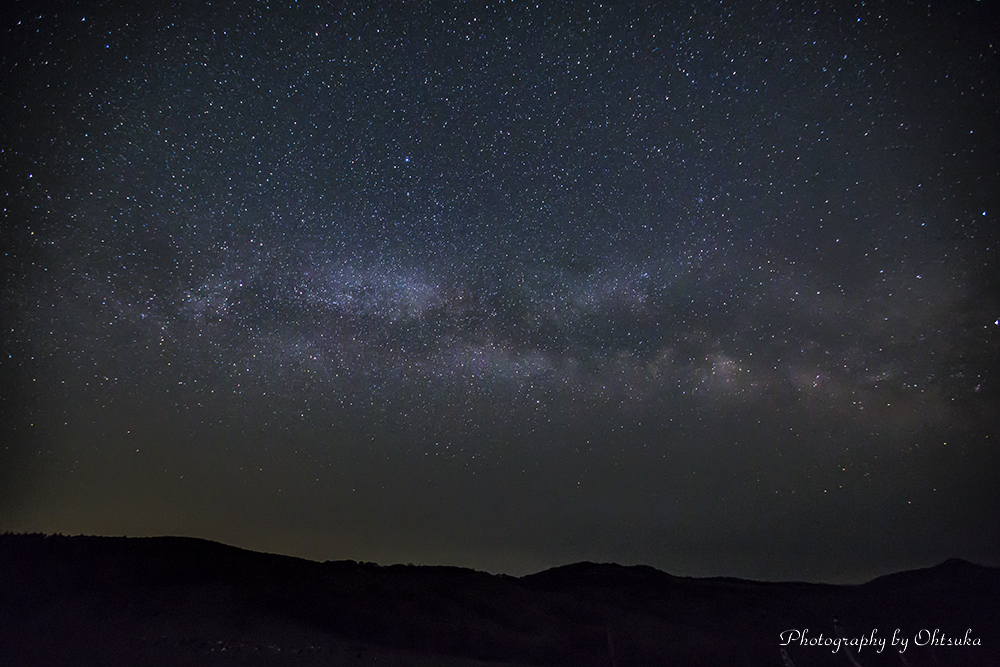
[1,533,997,666]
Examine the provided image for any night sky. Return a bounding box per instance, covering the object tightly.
[2,0,998,584]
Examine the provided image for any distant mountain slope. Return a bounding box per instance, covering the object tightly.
[1,534,997,666]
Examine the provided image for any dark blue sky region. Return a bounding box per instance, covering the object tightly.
[2,0,998,582]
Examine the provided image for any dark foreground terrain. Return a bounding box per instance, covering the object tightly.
[1,534,997,666]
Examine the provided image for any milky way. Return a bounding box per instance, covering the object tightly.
[2,0,998,581]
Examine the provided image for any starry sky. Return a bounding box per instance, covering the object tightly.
[2,0,998,583]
